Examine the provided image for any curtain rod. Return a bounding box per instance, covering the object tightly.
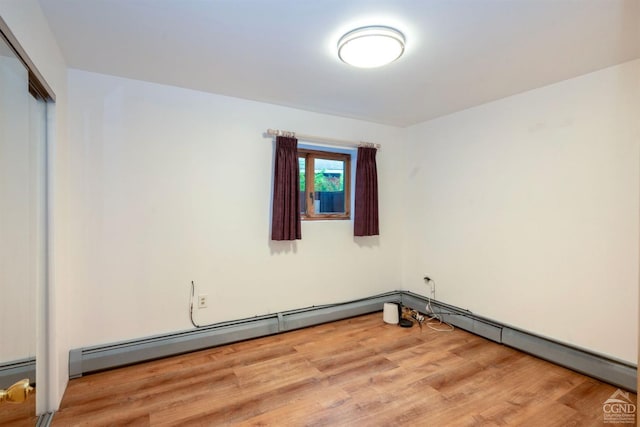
[266,128,381,150]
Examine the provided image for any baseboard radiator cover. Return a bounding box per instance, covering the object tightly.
[401,291,637,392]
[501,328,637,392]
[68,290,636,392]
[68,292,400,378]
[0,357,35,388]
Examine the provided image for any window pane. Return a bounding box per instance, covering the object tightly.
[314,158,345,214]
[299,157,306,214]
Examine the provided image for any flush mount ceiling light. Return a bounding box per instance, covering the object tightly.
[337,26,405,68]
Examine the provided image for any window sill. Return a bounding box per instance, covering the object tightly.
[301,215,350,221]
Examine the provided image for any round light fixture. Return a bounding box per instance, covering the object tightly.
[337,26,405,68]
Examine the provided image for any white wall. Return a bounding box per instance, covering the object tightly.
[0,0,70,411]
[66,69,406,348]
[403,60,640,363]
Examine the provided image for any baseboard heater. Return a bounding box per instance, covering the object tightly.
[68,292,400,379]
[401,291,637,392]
[0,357,35,388]
[68,290,636,392]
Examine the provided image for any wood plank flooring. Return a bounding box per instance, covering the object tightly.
[52,313,636,426]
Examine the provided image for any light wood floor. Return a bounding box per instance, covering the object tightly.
[52,313,635,426]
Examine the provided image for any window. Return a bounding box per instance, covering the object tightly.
[298,149,351,220]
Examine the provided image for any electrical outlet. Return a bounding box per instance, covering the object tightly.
[198,294,208,309]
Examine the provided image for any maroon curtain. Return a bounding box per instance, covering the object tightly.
[354,146,379,236]
[271,136,301,240]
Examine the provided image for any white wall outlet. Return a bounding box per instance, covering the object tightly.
[198,294,208,309]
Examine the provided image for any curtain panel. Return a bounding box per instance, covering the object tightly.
[271,136,302,240]
[354,146,379,236]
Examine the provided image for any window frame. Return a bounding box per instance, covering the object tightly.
[299,148,351,221]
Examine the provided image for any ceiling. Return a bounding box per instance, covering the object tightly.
[38,0,640,127]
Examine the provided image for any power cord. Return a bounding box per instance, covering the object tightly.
[424,277,454,332]
[189,280,201,328]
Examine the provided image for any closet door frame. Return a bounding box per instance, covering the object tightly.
[0,15,55,417]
